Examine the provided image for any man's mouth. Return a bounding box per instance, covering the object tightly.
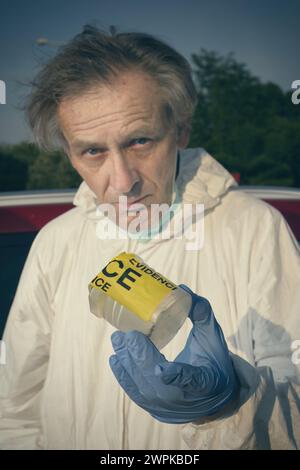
[117,195,149,212]
[128,197,148,212]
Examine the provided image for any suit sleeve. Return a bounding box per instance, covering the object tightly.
[181,205,300,450]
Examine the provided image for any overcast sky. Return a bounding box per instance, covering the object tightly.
[0,0,299,144]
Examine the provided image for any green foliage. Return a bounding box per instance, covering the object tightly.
[10,141,40,167]
[189,49,300,187]
[26,150,82,189]
[0,142,82,191]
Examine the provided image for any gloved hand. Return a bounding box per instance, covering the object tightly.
[109,284,239,424]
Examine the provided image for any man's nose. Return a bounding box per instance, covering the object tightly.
[110,151,140,195]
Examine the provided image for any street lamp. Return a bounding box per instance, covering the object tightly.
[36,38,64,47]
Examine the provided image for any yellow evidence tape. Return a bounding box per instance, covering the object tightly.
[89,252,178,322]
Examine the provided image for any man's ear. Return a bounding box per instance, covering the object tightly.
[177,126,190,149]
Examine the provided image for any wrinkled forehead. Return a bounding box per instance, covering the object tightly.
[57,70,171,136]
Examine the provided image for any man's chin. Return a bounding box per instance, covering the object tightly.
[116,207,151,232]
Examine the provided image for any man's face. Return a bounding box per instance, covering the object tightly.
[58,70,189,227]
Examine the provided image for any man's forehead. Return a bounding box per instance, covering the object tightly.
[58,75,164,132]
[58,85,170,147]
[59,104,163,144]
[70,124,163,151]
[59,93,155,124]
[59,70,160,113]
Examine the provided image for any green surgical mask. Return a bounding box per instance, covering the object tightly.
[126,181,181,243]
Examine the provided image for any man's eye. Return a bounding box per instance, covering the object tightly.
[85,148,101,156]
[130,138,150,146]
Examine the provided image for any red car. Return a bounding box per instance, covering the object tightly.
[0,186,300,336]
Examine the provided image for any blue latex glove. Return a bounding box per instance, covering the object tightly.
[109,284,238,424]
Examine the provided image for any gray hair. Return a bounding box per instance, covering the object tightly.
[26,25,198,152]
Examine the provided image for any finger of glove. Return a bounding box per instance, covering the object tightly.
[110,355,218,421]
[175,322,232,376]
[159,361,218,395]
[176,288,230,365]
[109,354,158,414]
[109,355,182,417]
[178,284,213,324]
[111,330,168,393]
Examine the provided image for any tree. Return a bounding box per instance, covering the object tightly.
[11,141,40,167]
[27,150,82,189]
[189,49,300,186]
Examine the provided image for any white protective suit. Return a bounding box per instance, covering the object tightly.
[0,147,300,450]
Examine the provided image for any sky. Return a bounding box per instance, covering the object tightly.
[0,0,299,144]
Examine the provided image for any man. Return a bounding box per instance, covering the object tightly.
[0,25,299,450]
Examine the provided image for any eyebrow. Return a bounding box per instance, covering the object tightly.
[71,127,160,152]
